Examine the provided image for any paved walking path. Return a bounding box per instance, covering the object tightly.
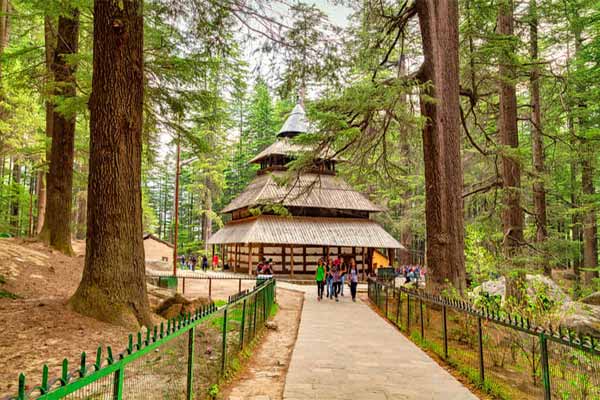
[279,282,477,400]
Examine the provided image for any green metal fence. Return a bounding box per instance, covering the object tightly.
[6,279,276,400]
[368,278,600,400]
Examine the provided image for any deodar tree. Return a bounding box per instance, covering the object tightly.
[39,5,79,255]
[416,0,466,294]
[70,0,152,328]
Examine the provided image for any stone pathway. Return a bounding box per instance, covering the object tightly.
[280,282,478,400]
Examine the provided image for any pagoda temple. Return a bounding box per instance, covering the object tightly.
[208,102,403,275]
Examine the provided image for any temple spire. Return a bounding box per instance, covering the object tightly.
[277,101,308,138]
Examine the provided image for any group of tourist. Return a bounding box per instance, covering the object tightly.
[256,257,274,275]
[179,254,219,272]
[400,265,424,284]
[314,255,360,302]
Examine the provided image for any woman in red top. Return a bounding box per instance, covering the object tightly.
[212,254,219,270]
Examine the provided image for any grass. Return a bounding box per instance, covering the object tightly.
[0,274,19,299]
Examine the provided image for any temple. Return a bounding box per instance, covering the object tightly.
[208,102,403,275]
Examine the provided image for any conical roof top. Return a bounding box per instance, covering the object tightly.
[277,103,308,137]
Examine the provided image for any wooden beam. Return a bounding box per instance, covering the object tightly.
[303,246,307,273]
[290,245,294,276]
[362,247,366,280]
[234,244,238,272]
[248,244,253,275]
[282,245,286,273]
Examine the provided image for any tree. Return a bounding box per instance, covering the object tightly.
[39,6,79,255]
[529,0,549,275]
[497,0,524,256]
[70,0,152,328]
[416,0,466,294]
[36,15,55,235]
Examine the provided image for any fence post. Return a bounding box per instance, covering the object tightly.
[395,289,401,326]
[253,291,258,337]
[263,288,267,322]
[419,298,424,339]
[240,299,247,350]
[442,305,448,359]
[385,285,389,318]
[183,277,186,295]
[539,333,551,400]
[221,307,228,376]
[477,316,484,384]
[112,366,124,400]
[209,278,212,300]
[186,327,195,400]
[407,293,411,332]
[238,278,242,293]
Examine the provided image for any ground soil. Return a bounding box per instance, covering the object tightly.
[0,239,267,398]
[222,288,304,400]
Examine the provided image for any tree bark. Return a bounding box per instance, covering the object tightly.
[74,190,87,240]
[10,160,20,234]
[70,0,152,328]
[498,0,524,256]
[571,24,598,283]
[202,187,212,253]
[570,126,582,295]
[582,154,598,282]
[416,0,466,294]
[529,0,549,275]
[37,16,56,235]
[40,9,79,255]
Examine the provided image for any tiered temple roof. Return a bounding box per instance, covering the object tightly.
[208,102,402,264]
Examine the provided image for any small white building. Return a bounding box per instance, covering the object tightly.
[143,233,173,263]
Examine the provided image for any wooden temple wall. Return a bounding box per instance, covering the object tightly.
[223,244,368,274]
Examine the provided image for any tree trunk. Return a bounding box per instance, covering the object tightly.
[202,187,212,253]
[70,0,152,328]
[570,124,582,295]
[498,0,526,305]
[40,9,79,255]
[498,0,524,256]
[35,170,46,234]
[10,160,20,234]
[37,16,56,235]
[75,190,87,240]
[582,154,598,282]
[529,0,549,275]
[416,0,466,294]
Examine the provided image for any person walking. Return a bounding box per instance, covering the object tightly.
[339,260,347,297]
[212,254,219,270]
[315,260,325,301]
[331,264,341,302]
[325,259,332,298]
[349,259,359,302]
[201,255,208,272]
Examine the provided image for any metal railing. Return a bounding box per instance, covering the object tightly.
[146,272,258,296]
[368,278,600,400]
[6,279,276,400]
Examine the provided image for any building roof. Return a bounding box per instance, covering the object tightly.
[143,233,174,248]
[249,137,340,164]
[249,138,306,164]
[221,172,384,214]
[278,103,308,137]
[207,215,404,249]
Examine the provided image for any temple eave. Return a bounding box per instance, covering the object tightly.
[207,215,404,249]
